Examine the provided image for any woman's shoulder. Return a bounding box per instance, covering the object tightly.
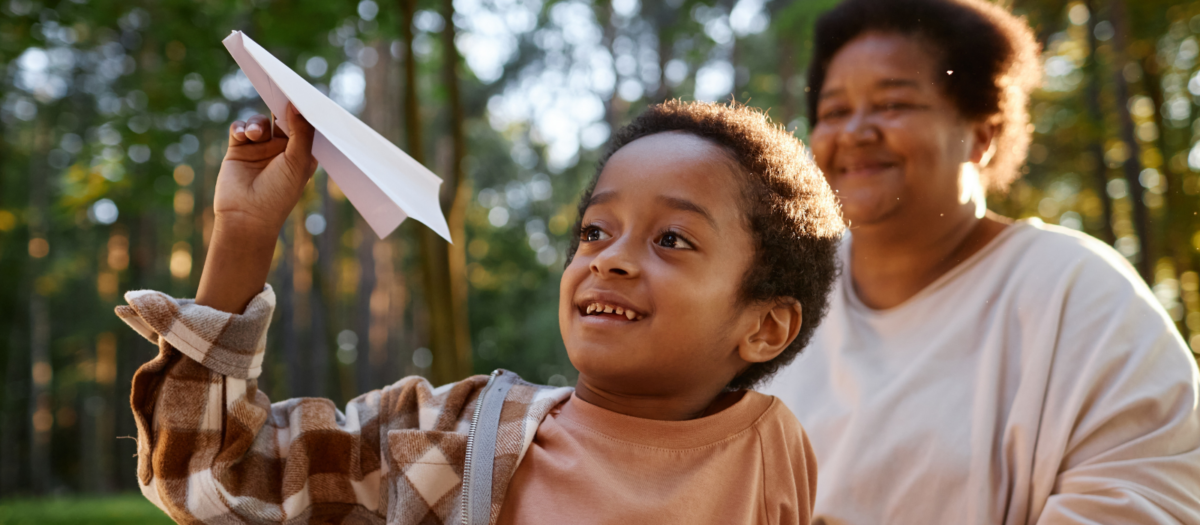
[1002,219,1145,293]
[967,219,1174,341]
[1005,219,1182,345]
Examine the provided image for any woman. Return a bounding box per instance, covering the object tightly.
[762,0,1200,522]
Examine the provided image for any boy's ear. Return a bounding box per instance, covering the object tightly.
[738,299,803,364]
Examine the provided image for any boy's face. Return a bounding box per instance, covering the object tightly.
[559,132,759,397]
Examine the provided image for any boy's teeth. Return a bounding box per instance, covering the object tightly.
[582,302,643,320]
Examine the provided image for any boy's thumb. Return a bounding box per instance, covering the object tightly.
[283,103,317,180]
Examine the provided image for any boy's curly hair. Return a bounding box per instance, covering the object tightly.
[566,100,845,390]
[807,0,1041,192]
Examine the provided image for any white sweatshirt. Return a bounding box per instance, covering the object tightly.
[763,220,1200,524]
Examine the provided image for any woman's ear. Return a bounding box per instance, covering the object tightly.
[738,299,803,364]
[969,119,999,165]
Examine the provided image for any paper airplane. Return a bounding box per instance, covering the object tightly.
[222,30,451,241]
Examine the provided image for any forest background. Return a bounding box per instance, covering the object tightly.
[0,0,1194,507]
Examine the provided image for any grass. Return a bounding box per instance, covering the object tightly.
[0,493,174,525]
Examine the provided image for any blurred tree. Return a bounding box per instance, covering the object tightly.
[1083,0,1117,245]
[2,0,1200,499]
[1109,0,1153,280]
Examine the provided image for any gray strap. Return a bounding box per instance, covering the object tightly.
[468,376,512,525]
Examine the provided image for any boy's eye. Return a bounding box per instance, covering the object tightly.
[580,225,610,242]
[656,231,693,250]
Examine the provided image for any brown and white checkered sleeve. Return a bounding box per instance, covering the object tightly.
[116,287,488,524]
[118,287,273,379]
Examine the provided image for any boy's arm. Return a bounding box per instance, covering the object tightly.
[759,400,817,525]
[196,103,316,314]
[118,287,491,523]
[114,106,486,523]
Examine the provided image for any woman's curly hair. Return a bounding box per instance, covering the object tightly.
[566,100,845,390]
[807,0,1042,192]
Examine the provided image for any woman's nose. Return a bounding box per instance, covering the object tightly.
[839,110,879,145]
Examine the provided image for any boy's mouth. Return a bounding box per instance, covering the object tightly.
[579,302,645,321]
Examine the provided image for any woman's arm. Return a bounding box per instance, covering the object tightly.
[1035,246,1200,524]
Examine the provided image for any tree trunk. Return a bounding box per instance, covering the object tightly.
[440,0,473,380]
[723,0,741,99]
[389,237,409,380]
[1142,56,1193,332]
[778,35,796,127]
[0,127,18,496]
[371,241,394,388]
[400,0,473,385]
[648,1,678,103]
[279,211,302,397]
[1083,0,1116,245]
[28,118,52,494]
[311,171,336,399]
[119,211,158,491]
[655,26,672,102]
[0,321,26,495]
[358,38,397,392]
[1107,0,1152,282]
[354,214,377,391]
[193,130,220,284]
[597,0,621,132]
[83,331,116,494]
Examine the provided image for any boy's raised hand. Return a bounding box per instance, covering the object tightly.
[215,103,317,236]
[195,103,317,314]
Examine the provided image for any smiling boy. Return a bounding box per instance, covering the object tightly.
[115,101,843,524]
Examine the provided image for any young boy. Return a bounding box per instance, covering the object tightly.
[116,100,843,524]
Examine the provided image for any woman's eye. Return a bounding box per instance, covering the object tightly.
[879,102,918,112]
[580,225,610,242]
[819,107,850,120]
[657,231,693,250]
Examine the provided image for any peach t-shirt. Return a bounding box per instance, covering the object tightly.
[496,391,816,525]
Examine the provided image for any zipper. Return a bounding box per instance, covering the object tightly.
[461,369,501,525]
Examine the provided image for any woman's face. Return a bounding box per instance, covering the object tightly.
[809,32,992,228]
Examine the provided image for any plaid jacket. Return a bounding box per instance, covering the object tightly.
[116,285,572,525]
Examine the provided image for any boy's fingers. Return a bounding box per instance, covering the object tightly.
[229,120,248,144]
[282,104,316,180]
[244,114,271,142]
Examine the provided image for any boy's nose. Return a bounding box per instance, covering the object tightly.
[589,240,640,279]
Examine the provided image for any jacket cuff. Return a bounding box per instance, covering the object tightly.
[114,286,275,379]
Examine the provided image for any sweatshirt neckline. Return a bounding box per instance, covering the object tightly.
[557,391,775,450]
[844,219,1035,316]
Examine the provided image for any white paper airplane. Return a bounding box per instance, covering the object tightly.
[222,30,451,241]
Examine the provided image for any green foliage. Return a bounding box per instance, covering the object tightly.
[0,494,174,525]
[2,0,1199,498]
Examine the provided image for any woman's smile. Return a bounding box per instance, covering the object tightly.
[835,159,901,179]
